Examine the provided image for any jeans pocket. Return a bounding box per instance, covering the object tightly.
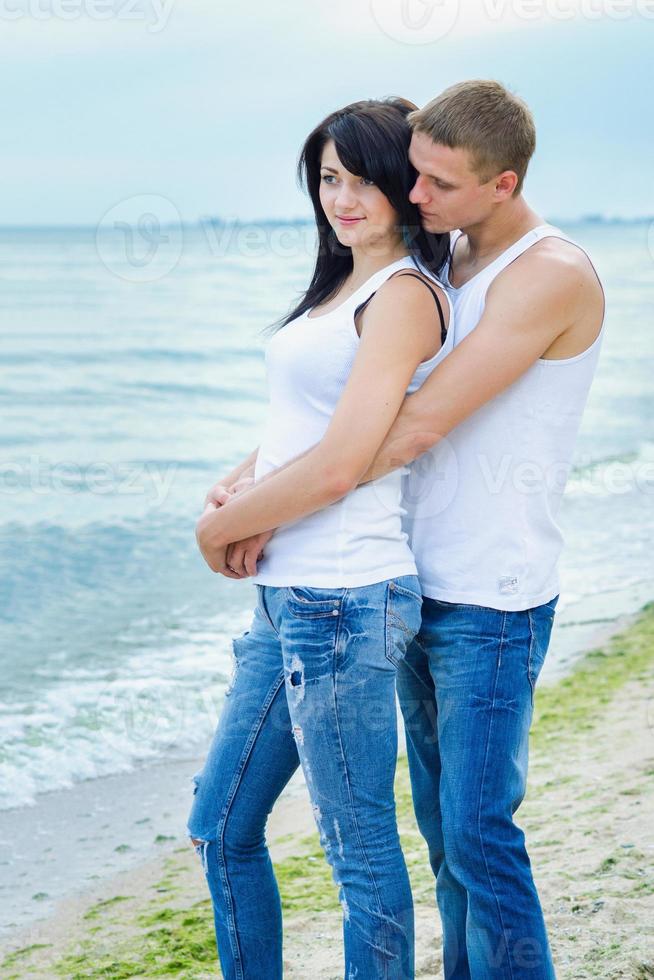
[386,580,423,666]
[285,585,347,619]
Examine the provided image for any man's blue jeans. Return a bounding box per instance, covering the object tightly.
[186,575,423,980]
[396,595,559,979]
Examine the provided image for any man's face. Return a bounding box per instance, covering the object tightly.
[408,131,499,233]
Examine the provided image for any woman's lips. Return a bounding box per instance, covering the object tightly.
[336,216,365,224]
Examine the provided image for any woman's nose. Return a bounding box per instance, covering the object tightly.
[335,185,358,209]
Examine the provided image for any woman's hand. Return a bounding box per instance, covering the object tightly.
[197,479,269,578]
[196,501,233,574]
[213,480,274,577]
[225,529,274,577]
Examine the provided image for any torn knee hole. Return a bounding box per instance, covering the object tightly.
[190,836,210,875]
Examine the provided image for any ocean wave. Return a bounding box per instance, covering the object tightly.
[0,601,252,811]
[567,442,654,497]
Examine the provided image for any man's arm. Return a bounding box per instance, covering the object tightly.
[205,447,260,505]
[361,241,604,482]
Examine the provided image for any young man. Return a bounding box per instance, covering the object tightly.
[198,81,604,977]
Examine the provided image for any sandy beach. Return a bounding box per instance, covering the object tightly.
[2,603,653,979]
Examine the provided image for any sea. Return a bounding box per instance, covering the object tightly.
[1,218,653,815]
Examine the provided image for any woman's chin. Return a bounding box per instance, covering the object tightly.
[333,228,361,248]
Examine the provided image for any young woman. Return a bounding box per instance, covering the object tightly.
[187,97,454,979]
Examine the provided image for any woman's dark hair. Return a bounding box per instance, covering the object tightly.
[266,97,450,334]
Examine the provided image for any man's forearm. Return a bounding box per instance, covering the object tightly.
[220,447,260,489]
[234,398,427,498]
[358,393,437,485]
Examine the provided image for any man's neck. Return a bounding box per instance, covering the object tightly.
[460,198,545,260]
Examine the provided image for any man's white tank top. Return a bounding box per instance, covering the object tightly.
[402,223,605,611]
[251,255,455,587]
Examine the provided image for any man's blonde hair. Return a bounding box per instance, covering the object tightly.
[408,80,536,195]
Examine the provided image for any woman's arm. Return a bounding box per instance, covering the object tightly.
[196,275,448,563]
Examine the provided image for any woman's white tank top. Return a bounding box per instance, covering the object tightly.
[401,223,605,611]
[251,254,454,587]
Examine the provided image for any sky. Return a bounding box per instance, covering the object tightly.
[0,0,652,225]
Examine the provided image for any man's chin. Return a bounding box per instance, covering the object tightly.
[420,216,454,235]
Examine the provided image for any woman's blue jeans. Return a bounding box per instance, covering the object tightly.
[396,595,559,979]
[186,574,423,980]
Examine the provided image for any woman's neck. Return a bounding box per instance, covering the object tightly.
[349,241,410,287]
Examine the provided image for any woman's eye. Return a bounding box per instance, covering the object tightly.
[361,177,375,186]
[321,175,336,184]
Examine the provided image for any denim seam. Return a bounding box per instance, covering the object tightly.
[385,583,394,666]
[332,604,391,976]
[385,582,407,668]
[526,608,536,708]
[215,668,287,979]
[389,581,423,603]
[287,585,347,605]
[257,586,280,637]
[475,610,516,980]
[386,584,422,667]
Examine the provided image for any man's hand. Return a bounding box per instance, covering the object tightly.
[203,475,249,508]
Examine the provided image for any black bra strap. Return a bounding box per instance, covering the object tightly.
[353,293,375,319]
[393,272,447,344]
[354,271,448,345]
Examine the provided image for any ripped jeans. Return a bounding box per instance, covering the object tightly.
[186,575,423,980]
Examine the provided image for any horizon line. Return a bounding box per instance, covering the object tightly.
[0,213,651,231]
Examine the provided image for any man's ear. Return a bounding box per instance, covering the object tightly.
[493,170,519,200]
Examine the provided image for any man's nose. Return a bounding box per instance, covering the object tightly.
[409,176,429,205]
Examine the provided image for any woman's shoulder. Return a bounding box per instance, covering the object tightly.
[375,265,451,328]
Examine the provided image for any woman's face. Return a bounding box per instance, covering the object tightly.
[318,139,402,252]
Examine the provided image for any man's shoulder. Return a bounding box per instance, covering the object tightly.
[528,232,594,266]
[494,233,602,301]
